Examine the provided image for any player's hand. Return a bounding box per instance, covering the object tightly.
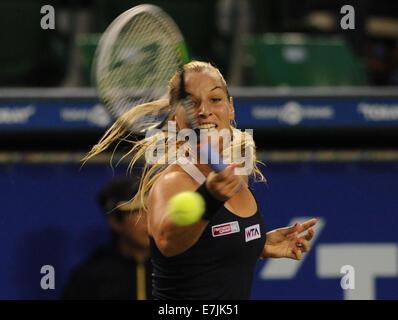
[260,218,317,260]
[205,163,244,201]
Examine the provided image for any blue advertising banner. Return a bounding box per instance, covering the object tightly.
[0,159,397,299]
[235,98,398,128]
[0,101,111,129]
[1,88,398,130]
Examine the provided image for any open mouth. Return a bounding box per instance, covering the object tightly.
[198,123,217,130]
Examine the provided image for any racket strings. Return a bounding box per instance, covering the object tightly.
[97,7,184,132]
[101,14,164,114]
[112,15,176,87]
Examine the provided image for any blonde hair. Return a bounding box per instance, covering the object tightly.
[82,61,266,212]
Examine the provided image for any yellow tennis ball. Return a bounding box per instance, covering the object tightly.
[167,191,205,226]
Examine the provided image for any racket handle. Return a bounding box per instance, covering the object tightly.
[209,161,227,173]
[198,139,228,173]
[198,139,244,193]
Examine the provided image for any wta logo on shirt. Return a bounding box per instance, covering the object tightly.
[245,224,261,242]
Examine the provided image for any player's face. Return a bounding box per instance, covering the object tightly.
[174,71,234,132]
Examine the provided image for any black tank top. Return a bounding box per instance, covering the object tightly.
[150,194,266,300]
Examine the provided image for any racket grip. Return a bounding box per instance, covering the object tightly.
[198,139,228,173]
[209,162,227,173]
[198,139,244,193]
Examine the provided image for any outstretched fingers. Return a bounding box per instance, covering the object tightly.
[296,237,310,252]
[297,218,317,234]
[292,246,302,260]
[292,227,315,258]
[304,228,315,241]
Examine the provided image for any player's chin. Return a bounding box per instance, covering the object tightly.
[217,125,233,134]
[206,126,232,136]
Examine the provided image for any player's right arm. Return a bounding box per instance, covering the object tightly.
[148,164,241,257]
[148,170,208,257]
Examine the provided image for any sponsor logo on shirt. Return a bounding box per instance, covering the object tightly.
[245,224,261,242]
[212,221,240,237]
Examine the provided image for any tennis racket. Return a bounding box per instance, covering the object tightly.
[94,4,228,173]
[94,4,189,135]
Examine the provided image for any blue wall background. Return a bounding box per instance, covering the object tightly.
[250,161,398,300]
[1,160,397,299]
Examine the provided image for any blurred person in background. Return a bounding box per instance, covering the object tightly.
[62,175,152,300]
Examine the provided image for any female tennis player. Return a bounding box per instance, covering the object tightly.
[84,60,317,299]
